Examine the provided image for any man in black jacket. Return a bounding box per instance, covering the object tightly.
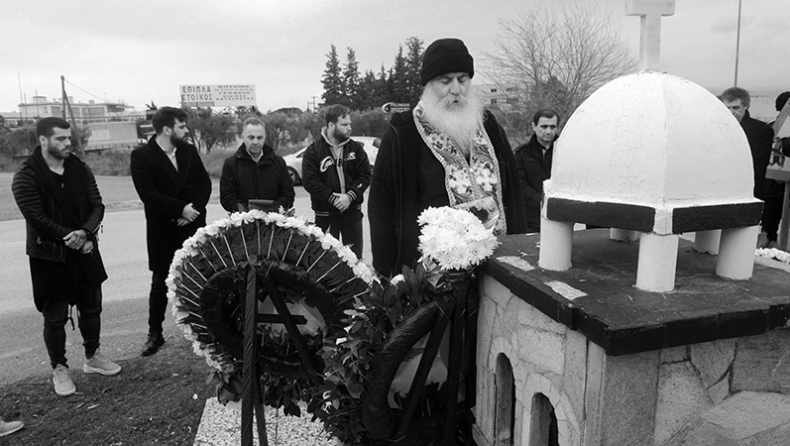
[302,104,371,258]
[13,117,120,397]
[771,91,790,158]
[721,87,778,247]
[130,107,211,356]
[220,117,294,213]
[369,38,526,277]
[514,110,559,233]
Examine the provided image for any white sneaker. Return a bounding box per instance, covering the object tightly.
[0,417,24,437]
[83,349,121,376]
[53,364,76,396]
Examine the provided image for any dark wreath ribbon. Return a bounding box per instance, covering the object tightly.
[360,269,477,445]
[360,297,451,445]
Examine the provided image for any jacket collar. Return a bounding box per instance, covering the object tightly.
[236,143,274,162]
[321,127,351,150]
[147,137,182,185]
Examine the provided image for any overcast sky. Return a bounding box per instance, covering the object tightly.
[1,0,787,113]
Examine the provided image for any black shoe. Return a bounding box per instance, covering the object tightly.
[141,333,165,357]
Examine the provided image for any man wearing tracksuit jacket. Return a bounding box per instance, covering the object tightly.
[302,104,371,259]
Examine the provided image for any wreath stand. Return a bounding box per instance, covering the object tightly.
[239,259,323,446]
[363,270,479,446]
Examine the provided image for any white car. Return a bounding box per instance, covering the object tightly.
[283,136,380,185]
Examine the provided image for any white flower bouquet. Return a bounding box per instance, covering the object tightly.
[417,206,500,271]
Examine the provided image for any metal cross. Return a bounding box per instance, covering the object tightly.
[626,0,676,71]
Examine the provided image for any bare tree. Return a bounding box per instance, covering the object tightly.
[483,4,636,130]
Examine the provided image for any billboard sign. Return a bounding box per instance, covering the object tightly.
[381,102,410,113]
[180,84,257,108]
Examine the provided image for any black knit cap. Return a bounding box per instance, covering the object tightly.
[420,38,474,86]
[776,91,790,112]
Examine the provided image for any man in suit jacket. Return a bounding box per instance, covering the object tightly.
[131,107,212,356]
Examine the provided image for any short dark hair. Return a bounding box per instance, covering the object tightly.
[720,87,750,108]
[532,109,560,126]
[324,104,351,126]
[36,117,70,138]
[36,116,71,138]
[776,91,790,112]
[152,107,189,134]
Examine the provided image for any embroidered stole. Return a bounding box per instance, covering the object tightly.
[413,103,507,235]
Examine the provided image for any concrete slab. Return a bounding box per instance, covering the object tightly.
[193,398,333,446]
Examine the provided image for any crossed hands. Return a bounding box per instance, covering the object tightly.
[332,193,352,212]
[178,203,200,227]
[63,229,93,254]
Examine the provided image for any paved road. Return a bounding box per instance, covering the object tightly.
[0,183,373,385]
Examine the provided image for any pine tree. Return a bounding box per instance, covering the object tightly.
[321,45,344,106]
[343,47,361,109]
[357,70,377,110]
[404,37,424,106]
[390,45,409,103]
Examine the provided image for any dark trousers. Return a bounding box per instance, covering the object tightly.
[148,269,169,335]
[762,195,784,242]
[43,296,101,369]
[315,210,364,259]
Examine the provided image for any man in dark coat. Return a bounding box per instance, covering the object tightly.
[219,116,294,213]
[131,107,212,356]
[721,87,778,246]
[774,91,790,158]
[514,110,560,233]
[302,104,371,259]
[13,117,120,397]
[369,38,527,277]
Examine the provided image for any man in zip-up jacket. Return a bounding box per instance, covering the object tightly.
[302,105,371,258]
[514,109,559,233]
[220,117,295,213]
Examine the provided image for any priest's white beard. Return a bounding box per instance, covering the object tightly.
[420,84,485,156]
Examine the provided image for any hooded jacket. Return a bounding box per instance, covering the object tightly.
[302,133,371,218]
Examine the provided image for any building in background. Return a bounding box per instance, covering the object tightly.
[14,95,144,123]
[477,83,527,112]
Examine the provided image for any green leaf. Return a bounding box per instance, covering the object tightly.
[347,382,365,399]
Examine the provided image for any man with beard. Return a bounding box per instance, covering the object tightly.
[220,117,295,213]
[515,110,560,233]
[130,107,211,356]
[369,38,526,277]
[302,104,371,258]
[13,117,120,397]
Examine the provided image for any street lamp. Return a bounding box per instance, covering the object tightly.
[734,0,742,86]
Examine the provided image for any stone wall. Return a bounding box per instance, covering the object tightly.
[474,274,790,446]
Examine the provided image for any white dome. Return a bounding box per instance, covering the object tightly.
[546,72,755,209]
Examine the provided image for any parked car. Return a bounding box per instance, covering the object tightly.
[283,136,380,185]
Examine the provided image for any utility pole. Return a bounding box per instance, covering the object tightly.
[61,75,84,154]
[734,0,742,86]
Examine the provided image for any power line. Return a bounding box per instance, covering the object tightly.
[63,78,112,103]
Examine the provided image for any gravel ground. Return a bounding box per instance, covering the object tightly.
[193,398,336,446]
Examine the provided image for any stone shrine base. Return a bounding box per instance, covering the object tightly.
[473,230,790,446]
